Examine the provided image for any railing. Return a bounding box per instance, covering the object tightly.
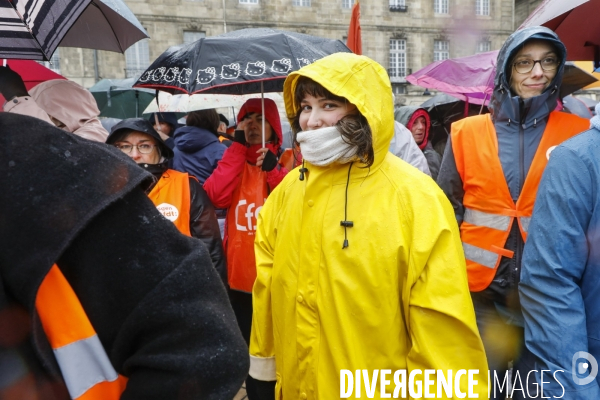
[388,68,407,83]
[389,5,408,12]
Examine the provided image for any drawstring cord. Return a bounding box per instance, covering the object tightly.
[340,162,354,249]
[299,160,308,181]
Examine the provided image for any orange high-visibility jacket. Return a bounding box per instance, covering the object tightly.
[226,163,268,292]
[36,264,127,399]
[452,112,589,292]
[148,169,193,236]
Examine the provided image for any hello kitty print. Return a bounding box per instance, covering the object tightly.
[138,57,312,87]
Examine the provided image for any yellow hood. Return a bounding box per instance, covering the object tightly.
[284,53,394,169]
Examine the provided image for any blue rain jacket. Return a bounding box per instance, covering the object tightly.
[520,126,599,399]
[172,125,226,184]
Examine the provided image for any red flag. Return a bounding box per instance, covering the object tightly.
[347,1,362,55]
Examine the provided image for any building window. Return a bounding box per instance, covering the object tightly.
[293,0,310,5]
[342,0,354,9]
[38,48,61,74]
[476,0,490,15]
[434,40,449,61]
[183,31,206,45]
[239,0,258,4]
[389,0,406,6]
[125,39,149,78]
[389,39,406,81]
[477,41,491,53]
[434,0,449,14]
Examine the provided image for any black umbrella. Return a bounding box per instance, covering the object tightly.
[133,28,351,95]
[0,0,148,60]
[419,93,489,155]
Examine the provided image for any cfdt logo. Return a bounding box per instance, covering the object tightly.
[572,351,598,385]
[235,200,263,232]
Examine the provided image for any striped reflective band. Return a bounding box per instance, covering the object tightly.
[53,334,119,399]
[520,216,531,233]
[463,243,497,269]
[464,208,511,231]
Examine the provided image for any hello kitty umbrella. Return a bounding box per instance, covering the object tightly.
[133,28,351,145]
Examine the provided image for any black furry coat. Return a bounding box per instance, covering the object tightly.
[0,113,248,399]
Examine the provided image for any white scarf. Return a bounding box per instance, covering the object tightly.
[296,126,358,166]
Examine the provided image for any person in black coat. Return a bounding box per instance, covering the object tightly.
[0,113,248,399]
[107,118,227,285]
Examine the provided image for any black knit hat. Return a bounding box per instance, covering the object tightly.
[106,118,174,159]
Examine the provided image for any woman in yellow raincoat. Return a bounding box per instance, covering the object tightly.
[249,53,489,400]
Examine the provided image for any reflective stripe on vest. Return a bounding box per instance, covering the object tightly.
[462,243,497,269]
[452,112,590,291]
[36,264,127,399]
[463,208,511,231]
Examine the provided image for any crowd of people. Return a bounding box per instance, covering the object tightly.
[1,24,599,400]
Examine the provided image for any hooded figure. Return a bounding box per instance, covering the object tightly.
[106,118,227,285]
[394,106,441,179]
[0,112,247,400]
[519,102,600,399]
[437,26,590,399]
[29,80,109,142]
[248,52,488,400]
[172,109,227,184]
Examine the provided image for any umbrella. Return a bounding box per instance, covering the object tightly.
[418,93,490,152]
[573,95,598,110]
[135,28,350,146]
[573,61,600,89]
[519,0,600,64]
[0,59,66,103]
[0,0,148,60]
[142,91,283,114]
[562,95,594,118]
[407,52,598,106]
[133,28,351,95]
[407,51,498,106]
[89,77,155,119]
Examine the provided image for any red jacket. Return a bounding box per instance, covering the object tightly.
[204,142,288,208]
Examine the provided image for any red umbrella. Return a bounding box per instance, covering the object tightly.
[0,60,66,103]
[519,0,600,64]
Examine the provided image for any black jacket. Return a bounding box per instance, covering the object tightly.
[0,113,248,399]
[143,162,227,286]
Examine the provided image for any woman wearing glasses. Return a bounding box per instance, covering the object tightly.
[437,26,590,400]
[107,118,227,285]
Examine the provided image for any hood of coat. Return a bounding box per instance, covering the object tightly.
[29,80,105,135]
[236,98,283,147]
[284,52,394,170]
[394,106,430,149]
[173,125,221,153]
[489,26,566,124]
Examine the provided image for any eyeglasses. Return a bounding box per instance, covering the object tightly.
[513,57,559,74]
[115,144,156,154]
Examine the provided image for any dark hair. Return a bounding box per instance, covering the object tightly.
[186,109,220,135]
[290,77,374,167]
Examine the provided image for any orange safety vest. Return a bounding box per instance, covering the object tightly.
[226,163,268,292]
[148,169,193,236]
[452,112,589,292]
[36,264,128,399]
[279,147,302,171]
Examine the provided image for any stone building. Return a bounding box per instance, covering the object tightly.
[50,0,521,102]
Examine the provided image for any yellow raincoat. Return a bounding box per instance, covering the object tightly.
[250,53,488,399]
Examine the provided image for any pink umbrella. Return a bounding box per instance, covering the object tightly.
[0,60,66,103]
[406,51,498,106]
[407,51,597,109]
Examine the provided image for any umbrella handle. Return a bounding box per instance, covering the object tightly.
[261,81,265,149]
